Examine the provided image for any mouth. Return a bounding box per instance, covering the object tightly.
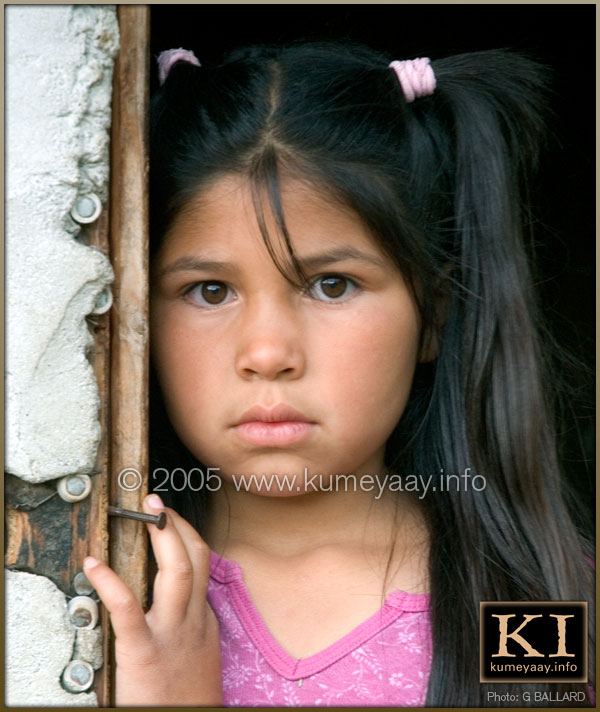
[235,404,312,425]
[232,404,316,446]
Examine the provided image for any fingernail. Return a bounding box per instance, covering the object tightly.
[146,493,164,510]
[84,556,100,569]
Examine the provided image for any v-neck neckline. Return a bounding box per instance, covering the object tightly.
[209,550,430,681]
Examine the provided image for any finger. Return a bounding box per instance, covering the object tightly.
[83,557,152,648]
[142,494,195,627]
[160,505,212,618]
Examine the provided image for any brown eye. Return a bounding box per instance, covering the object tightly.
[186,281,234,306]
[321,277,346,298]
[310,275,356,301]
[201,282,227,304]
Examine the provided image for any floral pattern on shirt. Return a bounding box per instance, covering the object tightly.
[207,563,432,707]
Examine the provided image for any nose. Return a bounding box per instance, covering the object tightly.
[234,299,306,381]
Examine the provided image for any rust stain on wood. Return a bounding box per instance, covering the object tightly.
[5,509,34,568]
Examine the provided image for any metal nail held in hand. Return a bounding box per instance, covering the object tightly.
[108,505,167,529]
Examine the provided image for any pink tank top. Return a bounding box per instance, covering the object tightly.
[207,551,432,706]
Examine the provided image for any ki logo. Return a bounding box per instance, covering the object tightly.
[479,602,587,683]
[491,613,574,658]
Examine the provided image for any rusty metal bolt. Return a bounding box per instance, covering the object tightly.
[68,596,98,630]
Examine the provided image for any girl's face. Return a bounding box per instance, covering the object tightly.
[151,175,422,494]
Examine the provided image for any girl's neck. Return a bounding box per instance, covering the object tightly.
[203,478,426,563]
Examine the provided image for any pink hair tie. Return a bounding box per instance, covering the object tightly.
[157,48,201,86]
[389,58,436,103]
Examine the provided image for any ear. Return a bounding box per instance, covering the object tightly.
[418,262,453,364]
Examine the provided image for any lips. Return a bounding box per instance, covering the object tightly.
[233,404,316,446]
[235,404,312,426]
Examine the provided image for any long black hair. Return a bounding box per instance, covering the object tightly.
[149,42,594,706]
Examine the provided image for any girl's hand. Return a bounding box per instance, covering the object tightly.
[83,494,222,707]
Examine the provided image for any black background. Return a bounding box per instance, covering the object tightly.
[150,4,595,528]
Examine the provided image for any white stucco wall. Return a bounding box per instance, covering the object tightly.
[6,570,100,706]
[6,4,117,483]
[5,5,119,705]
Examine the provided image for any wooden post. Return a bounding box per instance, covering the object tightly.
[108,8,150,705]
[109,4,150,603]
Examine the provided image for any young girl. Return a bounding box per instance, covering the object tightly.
[84,42,594,707]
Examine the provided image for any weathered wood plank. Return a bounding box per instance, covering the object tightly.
[107,7,150,704]
[109,4,150,607]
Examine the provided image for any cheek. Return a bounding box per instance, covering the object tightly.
[314,299,421,432]
[150,306,224,422]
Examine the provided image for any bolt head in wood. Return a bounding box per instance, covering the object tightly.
[62,660,94,692]
[73,571,95,596]
[70,193,102,224]
[92,288,112,315]
[57,475,92,503]
[68,596,98,629]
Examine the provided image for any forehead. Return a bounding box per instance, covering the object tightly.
[158,173,378,260]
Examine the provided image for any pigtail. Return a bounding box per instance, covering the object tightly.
[157,48,201,85]
[410,51,594,705]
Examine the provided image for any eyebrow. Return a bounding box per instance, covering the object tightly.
[158,257,230,278]
[297,247,387,270]
[158,247,387,278]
